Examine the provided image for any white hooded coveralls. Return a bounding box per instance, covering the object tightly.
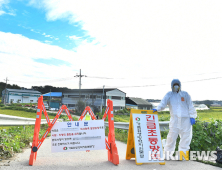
[156,79,197,153]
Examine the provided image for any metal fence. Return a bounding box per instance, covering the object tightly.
[0,114,169,131]
[104,121,170,131]
[0,114,62,126]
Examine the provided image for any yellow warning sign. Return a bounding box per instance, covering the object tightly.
[125,109,165,165]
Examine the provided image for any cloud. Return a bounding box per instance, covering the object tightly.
[0,0,16,16]
[2,1,222,100]
[44,40,52,44]
[0,10,5,15]
[0,0,9,7]
[0,32,77,81]
[0,0,8,15]
[0,32,122,89]
[28,1,222,66]
[69,35,80,40]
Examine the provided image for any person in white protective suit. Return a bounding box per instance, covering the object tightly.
[152,79,197,157]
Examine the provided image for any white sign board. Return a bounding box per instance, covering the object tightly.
[132,114,164,163]
[51,120,105,152]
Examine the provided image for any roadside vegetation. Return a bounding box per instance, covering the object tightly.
[0,103,78,160]
[0,124,48,160]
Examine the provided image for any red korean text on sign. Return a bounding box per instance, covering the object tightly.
[146,115,160,160]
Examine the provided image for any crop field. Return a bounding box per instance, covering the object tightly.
[197,107,222,121]
[113,107,222,122]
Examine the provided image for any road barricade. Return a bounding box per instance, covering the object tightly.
[29,96,119,166]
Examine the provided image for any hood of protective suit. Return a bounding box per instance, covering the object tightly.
[171,79,181,92]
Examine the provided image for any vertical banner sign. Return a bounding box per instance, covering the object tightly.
[51,120,106,152]
[132,113,164,164]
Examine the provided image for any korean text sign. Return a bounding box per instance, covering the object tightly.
[132,114,164,163]
[51,120,105,152]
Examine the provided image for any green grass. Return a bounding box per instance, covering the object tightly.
[114,115,130,122]
[197,107,222,121]
[113,107,222,122]
[113,112,171,122]
[0,108,78,121]
[0,108,55,119]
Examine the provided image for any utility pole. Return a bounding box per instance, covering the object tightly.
[74,69,87,101]
[3,77,9,105]
[49,89,51,109]
[100,85,105,113]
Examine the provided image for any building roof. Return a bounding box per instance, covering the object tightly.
[63,88,126,94]
[4,88,41,94]
[126,97,152,106]
[43,92,62,97]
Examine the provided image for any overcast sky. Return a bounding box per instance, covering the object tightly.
[0,0,222,100]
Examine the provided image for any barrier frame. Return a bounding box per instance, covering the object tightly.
[29,96,119,166]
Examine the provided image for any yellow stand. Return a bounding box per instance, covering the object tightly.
[125,109,165,165]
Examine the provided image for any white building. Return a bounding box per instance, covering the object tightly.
[2,89,41,104]
[62,88,126,110]
[194,104,209,110]
[150,102,170,111]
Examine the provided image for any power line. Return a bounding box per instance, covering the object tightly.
[9,77,73,84]
[88,71,221,80]
[104,76,222,88]
[86,76,124,79]
[183,77,222,83]
[5,75,222,89]
[7,71,222,84]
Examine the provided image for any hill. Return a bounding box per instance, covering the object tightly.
[0,82,71,96]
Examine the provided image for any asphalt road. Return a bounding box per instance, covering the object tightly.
[0,137,221,170]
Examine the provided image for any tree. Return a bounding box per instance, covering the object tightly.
[76,100,85,116]
[0,82,21,97]
[91,105,100,114]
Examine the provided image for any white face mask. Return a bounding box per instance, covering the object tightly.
[174,85,179,92]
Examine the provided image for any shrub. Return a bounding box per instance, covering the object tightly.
[0,124,48,159]
[123,108,130,113]
[1,106,36,113]
[190,119,222,151]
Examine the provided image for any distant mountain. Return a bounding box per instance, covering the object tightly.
[32,85,71,94]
